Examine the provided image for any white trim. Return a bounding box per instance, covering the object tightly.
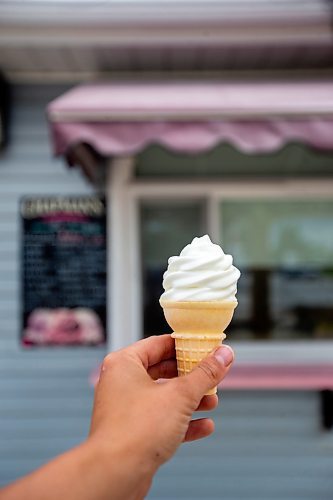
[107,156,136,352]
[129,178,333,199]
[125,176,333,364]
[0,1,329,27]
[206,195,220,243]
[0,3,331,49]
[105,168,333,361]
[128,192,143,345]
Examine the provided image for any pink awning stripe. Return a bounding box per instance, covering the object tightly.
[48,81,333,156]
[219,364,333,390]
[50,118,333,156]
[90,363,333,390]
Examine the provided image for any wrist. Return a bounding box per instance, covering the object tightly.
[86,436,156,499]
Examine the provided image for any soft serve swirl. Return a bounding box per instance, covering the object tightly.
[160,235,240,302]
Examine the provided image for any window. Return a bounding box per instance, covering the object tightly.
[141,201,205,337]
[221,199,333,340]
[135,143,333,344]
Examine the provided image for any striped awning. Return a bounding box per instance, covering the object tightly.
[48,80,333,158]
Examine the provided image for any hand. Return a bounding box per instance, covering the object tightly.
[0,334,234,500]
[88,334,234,497]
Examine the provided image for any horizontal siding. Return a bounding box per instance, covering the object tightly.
[0,84,106,487]
[149,391,333,500]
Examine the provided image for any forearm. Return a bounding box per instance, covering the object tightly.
[0,439,154,500]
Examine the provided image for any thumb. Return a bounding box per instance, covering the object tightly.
[177,345,234,402]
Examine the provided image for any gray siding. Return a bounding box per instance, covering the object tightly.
[0,84,105,485]
[149,390,333,500]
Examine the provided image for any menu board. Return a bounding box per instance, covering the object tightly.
[21,196,107,346]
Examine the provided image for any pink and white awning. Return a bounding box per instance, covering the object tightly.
[48,80,333,157]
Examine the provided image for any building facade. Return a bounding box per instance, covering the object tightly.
[1,1,333,497]
[0,83,332,499]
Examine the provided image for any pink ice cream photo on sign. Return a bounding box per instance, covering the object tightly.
[23,307,104,346]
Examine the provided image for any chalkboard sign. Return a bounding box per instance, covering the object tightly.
[21,196,107,346]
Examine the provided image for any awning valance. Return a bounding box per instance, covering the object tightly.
[48,80,333,157]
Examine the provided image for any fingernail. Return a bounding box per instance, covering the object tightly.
[214,345,234,367]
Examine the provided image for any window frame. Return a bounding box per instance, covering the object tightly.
[107,159,333,369]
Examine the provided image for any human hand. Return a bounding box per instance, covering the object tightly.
[0,336,233,500]
[88,334,234,497]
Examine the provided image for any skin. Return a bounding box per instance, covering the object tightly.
[0,334,234,500]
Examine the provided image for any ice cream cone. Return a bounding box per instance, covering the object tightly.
[160,300,237,395]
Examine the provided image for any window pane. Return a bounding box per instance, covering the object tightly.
[141,202,204,337]
[220,200,333,340]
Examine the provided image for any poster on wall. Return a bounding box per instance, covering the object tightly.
[21,196,107,346]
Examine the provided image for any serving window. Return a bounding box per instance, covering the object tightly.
[136,146,333,344]
[221,199,333,341]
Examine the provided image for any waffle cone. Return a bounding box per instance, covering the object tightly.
[160,300,237,395]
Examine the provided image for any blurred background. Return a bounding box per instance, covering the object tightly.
[1,0,333,498]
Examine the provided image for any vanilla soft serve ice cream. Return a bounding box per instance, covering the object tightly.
[160,235,240,303]
[160,235,240,394]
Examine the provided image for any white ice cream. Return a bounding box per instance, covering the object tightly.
[160,235,240,302]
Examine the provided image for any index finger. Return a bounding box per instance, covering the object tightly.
[128,334,175,369]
